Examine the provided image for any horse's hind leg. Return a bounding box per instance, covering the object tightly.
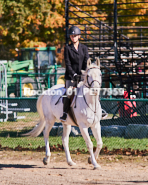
[79,123,101,169]
[62,124,76,166]
[43,118,55,165]
[89,123,103,164]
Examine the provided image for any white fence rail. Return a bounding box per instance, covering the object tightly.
[0,61,8,121]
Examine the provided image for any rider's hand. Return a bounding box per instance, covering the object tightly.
[73,73,78,81]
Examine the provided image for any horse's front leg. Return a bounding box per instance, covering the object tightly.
[79,122,101,169]
[62,124,76,166]
[88,123,103,164]
[43,120,54,165]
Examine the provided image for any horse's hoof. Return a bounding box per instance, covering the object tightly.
[43,157,49,165]
[93,165,101,170]
[88,157,91,164]
[68,161,76,166]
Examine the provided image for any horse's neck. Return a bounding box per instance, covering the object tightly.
[79,85,99,110]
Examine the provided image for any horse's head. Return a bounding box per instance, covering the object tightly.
[81,58,102,95]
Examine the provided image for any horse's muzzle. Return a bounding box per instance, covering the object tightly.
[90,88,100,96]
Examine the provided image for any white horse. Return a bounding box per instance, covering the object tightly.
[24,58,103,169]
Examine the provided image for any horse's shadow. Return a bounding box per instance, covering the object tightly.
[51,166,88,170]
[0,164,43,170]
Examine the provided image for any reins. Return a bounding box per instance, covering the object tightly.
[84,67,101,89]
[83,90,97,114]
[82,67,102,124]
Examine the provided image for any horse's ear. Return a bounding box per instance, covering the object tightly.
[96,57,100,68]
[87,58,91,67]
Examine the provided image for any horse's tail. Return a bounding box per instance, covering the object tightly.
[22,95,46,137]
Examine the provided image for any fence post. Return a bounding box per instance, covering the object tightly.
[20,75,22,97]
[55,63,57,85]
[48,74,50,88]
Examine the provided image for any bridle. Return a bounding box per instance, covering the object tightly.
[82,67,102,124]
[84,67,102,88]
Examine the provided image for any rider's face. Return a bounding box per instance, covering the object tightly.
[70,35,80,43]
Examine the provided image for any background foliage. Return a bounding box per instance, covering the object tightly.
[0,0,148,59]
[0,0,65,59]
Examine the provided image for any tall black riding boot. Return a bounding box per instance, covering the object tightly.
[60,97,71,121]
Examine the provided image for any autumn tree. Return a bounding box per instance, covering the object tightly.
[0,0,65,59]
[0,0,148,59]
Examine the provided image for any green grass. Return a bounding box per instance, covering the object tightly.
[0,112,39,127]
[0,111,148,151]
[0,136,148,151]
[1,110,148,153]
[102,137,148,150]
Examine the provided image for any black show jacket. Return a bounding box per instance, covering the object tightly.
[64,43,89,80]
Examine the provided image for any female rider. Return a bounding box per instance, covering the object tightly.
[60,26,107,121]
[60,26,89,121]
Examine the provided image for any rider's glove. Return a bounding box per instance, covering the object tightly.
[73,73,78,81]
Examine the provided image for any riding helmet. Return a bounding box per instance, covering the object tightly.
[68,26,81,35]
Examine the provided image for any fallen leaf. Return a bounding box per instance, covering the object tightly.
[126,152,131,156]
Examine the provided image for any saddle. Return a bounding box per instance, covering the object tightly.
[62,86,76,104]
[55,86,79,126]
